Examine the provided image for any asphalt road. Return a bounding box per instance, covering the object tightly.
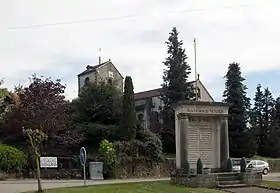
[0,178,169,193]
[1,173,280,193]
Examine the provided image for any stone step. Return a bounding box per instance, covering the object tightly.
[217,176,240,181]
[218,180,242,185]
[217,173,240,177]
[217,184,250,189]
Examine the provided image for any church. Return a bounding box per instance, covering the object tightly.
[77,59,215,131]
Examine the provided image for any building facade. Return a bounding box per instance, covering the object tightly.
[134,79,215,131]
[77,60,215,133]
[77,60,124,93]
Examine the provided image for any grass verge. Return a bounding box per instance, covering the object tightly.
[261,181,280,189]
[27,181,224,193]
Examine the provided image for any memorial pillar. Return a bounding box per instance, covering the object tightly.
[177,113,189,169]
[220,116,229,169]
[216,118,221,169]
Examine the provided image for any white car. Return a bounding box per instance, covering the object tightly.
[232,160,270,175]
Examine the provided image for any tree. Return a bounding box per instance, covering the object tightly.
[250,84,264,148]
[120,76,137,141]
[72,80,122,149]
[160,27,195,153]
[23,128,47,193]
[223,62,254,157]
[267,97,280,157]
[260,88,275,156]
[1,75,82,152]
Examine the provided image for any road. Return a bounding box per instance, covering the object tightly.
[1,173,280,193]
[0,178,169,193]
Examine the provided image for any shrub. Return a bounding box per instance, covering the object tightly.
[240,157,246,173]
[135,127,163,162]
[183,160,190,174]
[99,139,117,179]
[227,158,233,172]
[0,144,27,172]
[197,158,203,174]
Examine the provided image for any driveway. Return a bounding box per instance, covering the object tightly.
[0,178,169,193]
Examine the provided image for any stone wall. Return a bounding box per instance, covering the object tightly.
[0,159,176,180]
[171,172,262,188]
[171,173,218,188]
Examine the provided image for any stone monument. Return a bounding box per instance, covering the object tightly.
[173,101,230,171]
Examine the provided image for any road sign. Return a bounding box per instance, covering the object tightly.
[80,147,87,166]
[79,147,87,186]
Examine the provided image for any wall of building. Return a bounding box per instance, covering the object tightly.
[78,71,97,92]
[96,62,123,91]
[194,81,213,102]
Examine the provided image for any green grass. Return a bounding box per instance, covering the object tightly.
[261,181,280,189]
[33,181,224,193]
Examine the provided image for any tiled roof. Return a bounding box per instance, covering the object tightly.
[134,80,196,100]
[77,61,110,76]
[134,88,161,100]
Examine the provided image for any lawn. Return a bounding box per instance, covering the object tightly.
[261,181,280,189]
[34,181,224,193]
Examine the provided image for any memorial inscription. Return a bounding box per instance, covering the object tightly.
[186,107,224,114]
[187,116,213,166]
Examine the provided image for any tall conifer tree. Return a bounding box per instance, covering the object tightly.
[223,62,253,157]
[160,27,195,152]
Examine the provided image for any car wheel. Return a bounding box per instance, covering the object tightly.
[263,168,268,175]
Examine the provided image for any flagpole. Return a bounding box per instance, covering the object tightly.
[98,48,101,64]
[194,38,198,101]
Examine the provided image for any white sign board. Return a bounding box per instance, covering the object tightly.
[40,157,58,168]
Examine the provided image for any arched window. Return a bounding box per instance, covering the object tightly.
[84,77,90,86]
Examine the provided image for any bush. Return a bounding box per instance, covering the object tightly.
[0,144,27,172]
[183,160,190,174]
[197,158,203,174]
[240,157,246,173]
[227,158,233,172]
[99,139,117,179]
[135,127,163,162]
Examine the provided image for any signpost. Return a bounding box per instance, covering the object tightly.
[79,147,87,186]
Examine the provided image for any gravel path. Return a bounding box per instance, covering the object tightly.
[223,187,280,193]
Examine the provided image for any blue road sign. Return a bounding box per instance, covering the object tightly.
[79,147,87,166]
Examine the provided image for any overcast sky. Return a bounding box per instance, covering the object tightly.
[0,0,279,101]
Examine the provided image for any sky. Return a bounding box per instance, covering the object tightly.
[0,0,280,101]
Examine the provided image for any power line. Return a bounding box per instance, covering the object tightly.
[8,4,252,30]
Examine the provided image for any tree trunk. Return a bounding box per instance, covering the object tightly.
[35,151,43,193]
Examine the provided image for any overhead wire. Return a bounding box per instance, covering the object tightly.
[7,4,253,30]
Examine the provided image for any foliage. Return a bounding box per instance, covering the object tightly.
[77,123,118,149]
[223,62,253,158]
[2,75,82,150]
[23,128,48,193]
[160,27,195,153]
[99,139,117,179]
[72,81,122,125]
[120,76,137,141]
[115,127,163,165]
[226,158,233,172]
[196,158,203,174]
[240,157,246,173]
[0,144,27,172]
[136,127,163,162]
[266,97,280,157]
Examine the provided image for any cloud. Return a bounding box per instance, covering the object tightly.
[0,0,279,101]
